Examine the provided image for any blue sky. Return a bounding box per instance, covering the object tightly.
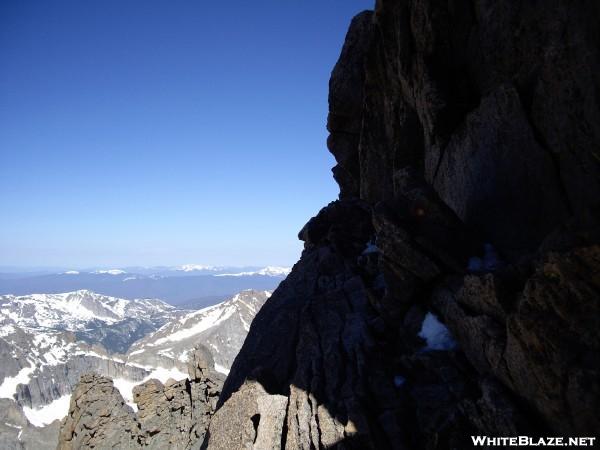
[0,0,372,268]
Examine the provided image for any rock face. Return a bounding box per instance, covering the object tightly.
[0,399,61,450]
[57,374,143,450]
[57,345,223,450]
[206,1,600,449]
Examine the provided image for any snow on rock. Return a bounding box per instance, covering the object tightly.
[178,350,190,363]
[113,366,189,410]
[418,312,456,351]
[214,364,230,376]
[0,324,16,337]
[153,304,236,345]
[23,395,71,427]
[0,366,35,399]
[362,242,380,255]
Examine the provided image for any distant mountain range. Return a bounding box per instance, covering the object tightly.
[0,289,269,449]
[0,265,290,305]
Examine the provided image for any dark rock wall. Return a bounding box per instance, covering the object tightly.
[332,0,600,256]
[207,1,599,449]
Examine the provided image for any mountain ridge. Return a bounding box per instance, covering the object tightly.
[0,267,288,305]
[0,289,268,449]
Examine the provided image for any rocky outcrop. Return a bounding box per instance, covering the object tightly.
[57,374,143,450]
[205,0,599,448]
[204,381,288,450]
[57,346,223,450]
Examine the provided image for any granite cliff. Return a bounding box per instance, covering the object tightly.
[205,1,600,448]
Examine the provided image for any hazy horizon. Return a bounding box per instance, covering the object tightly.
[0,262,292,273]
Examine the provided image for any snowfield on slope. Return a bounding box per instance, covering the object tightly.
[0,290,174,331]
[126,290,271,374]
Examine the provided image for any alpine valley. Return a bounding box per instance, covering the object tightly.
[0,288,271,449]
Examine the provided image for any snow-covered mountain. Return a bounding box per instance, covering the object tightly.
[173,265,290,276]
[175,264,223,272]
[0,291,180,434]
[91,269,127,275]
[0,289,267,449]
[127,289,271,375]
[213,266,291,277]
[0,290,175,332]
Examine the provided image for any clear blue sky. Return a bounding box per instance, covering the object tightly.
[0,0,372,268]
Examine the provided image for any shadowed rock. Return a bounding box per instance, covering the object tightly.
[204,1,600,448]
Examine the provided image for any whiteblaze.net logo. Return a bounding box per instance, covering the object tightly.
[471,436,597,447]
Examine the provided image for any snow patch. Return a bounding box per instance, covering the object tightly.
[146,366,188,383]
[23,395,71,427]
[154,305,236,345]
[73,350,124,363]
[362,242,380,255]
[112,378,141,410]
[0,366,35,399]
[418,313,456,351]
[214,364,230,376]
[178,350,190,363]
[113,366,188,410]
[0,324,16,337]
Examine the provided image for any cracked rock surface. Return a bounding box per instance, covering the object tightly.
[204,1,600,448]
